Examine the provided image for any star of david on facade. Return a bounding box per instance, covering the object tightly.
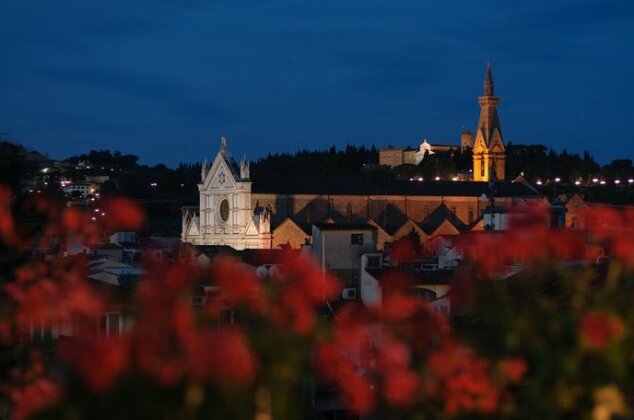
[218,172,226,186]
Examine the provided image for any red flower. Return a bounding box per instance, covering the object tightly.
[9,378,62,420]
[276,251,341,304]
[384,370,420,407]
[269,252,341,334]
[0,185,17,244]
[314,342,376,414]
[210,256,263,311]
[499,358,527,384]
[102,197,145,231]
[62,207,84,232]
[579,310,625,349]
[59,335,129,392]
[207,326,257,384]
[425,340,500,415]
[378,337,411,371]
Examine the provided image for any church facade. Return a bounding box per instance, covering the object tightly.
[181,137,272,249]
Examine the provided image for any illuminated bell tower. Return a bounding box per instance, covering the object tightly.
[473,63,506,182]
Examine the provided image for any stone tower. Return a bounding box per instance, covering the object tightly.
[472,63,506,182]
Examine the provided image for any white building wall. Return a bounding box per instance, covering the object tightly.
[312,227,377,271]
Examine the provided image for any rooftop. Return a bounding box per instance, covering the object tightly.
[252,176,541,198]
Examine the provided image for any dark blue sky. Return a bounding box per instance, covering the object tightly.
[2,0,633,166]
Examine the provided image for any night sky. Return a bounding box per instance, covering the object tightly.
[2,0,633,167]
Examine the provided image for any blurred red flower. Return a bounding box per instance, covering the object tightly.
[426,340,500,415]
[102,197,145,231]
[210,256,264,312]
[0,185,17,245]
[206,326,258,385]
[8,378,62,420]
[384,370,420,407]
[579,310,625,350]
[270,252,341,334]
[59,335,129,392]
[499,358,527,384]
[314,342,376,414]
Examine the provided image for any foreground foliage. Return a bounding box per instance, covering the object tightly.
[1,185,633,419]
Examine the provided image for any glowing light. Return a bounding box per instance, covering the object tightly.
[574,180,581,186]
[592,178,599,183]
[536,180,542,185]
[554,177,561,183]
[629,179,634,184]
[434,176,440,181]
[418,177,423,182]
[600,180,606,185]
[451,177,458,181]
[615,179,621,184]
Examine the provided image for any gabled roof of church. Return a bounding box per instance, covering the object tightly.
[272,217,313,235]
[421,203,466,235]
[371,203,409,236]
[251,175,541,198]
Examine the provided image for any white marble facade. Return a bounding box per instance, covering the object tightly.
[181,137,272,249]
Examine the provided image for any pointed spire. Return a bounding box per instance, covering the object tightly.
[201,158,208,180]
[220,135,228,151]
[484,62,494,96]
[240,155,250,179]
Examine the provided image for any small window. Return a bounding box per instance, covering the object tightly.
[367,256,380,268]
[351,233,363,245]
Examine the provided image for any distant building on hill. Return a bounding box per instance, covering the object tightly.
[379,64,506,182]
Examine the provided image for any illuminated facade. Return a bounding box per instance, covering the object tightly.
[472,64,506,182]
